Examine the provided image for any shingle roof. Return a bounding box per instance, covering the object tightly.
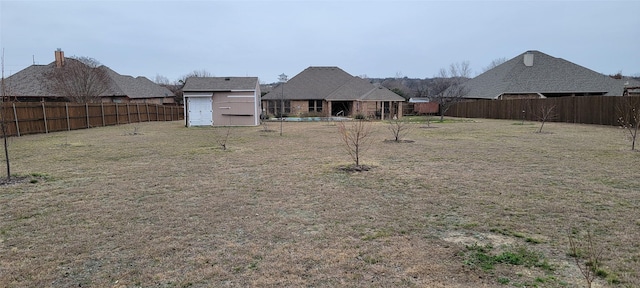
[5,59,174,99]
[262,66,404,102]
[183,77,259,91]
[4,64,57,97]
[102,67,174,98]
[462,50,626,99]
[326,77,405,101]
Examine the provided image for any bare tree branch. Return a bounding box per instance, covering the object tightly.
[617,96,640,150]
[429,61,471,122]
[387,118,412,142]
[337,120,374,169]
[44,56,112,103]
[536,103,556,133]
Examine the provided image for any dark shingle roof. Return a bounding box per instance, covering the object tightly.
[5,59,174,99]
[5,64,56,96]
[183,77,259,91]
[102,67,174,98]
[462,50,626,99]
[326,77,405,101]
[262,66,404,102]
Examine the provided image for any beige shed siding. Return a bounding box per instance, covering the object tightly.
[213,92,257,126]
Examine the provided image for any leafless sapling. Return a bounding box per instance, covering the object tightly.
[337,120,374,169]
[429,62,471,122]
[616,96,640,150]
[1,48,11,181]
[568,228,604,288]
[536,103,556,133]
[214,122,233,151]
[44,56,112,103]
[387,118,412,142]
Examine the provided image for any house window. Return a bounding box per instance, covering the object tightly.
[268,100,290,116]
[308,100,323,112]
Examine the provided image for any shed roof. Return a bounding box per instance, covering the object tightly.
[183,77,259,91]
[462,50,626,99]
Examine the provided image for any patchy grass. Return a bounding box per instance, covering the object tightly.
[1,118,639,287]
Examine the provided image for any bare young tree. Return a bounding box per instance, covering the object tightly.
[337,120,374,170]
[44,56,112,103]
[429,61,471,122]
[617,95,640,150]
[568,229,604,288]
[215,126,232,151]
[1,48,11,181]
[536,103,556,133]
[387,118,412,142]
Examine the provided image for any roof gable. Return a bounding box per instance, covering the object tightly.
[463,50,625,99]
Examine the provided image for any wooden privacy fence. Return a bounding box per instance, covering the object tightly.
[0,102,184,137]
[445,96,637,126]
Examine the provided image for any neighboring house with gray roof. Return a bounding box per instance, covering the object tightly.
[461,50,629,100]
[182,77,261,126]
[4,50,175,104]
[261,66,406,119]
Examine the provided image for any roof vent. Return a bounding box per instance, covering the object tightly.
[224,77,230,81]
[524,52,534,67]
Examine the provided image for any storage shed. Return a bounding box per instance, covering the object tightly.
[183,77,261,126]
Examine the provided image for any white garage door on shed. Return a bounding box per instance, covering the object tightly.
[187,97,213,126]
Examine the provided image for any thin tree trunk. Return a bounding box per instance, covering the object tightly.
[2,124,9,180]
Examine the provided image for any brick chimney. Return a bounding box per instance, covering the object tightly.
[54,48,65,68]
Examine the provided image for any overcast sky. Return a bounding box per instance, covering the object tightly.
[1,0,639,84]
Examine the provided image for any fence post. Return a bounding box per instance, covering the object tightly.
[116,103,119,125]
[156,105,159,121]
[146,103,150,122]
[126,103,130,123]
[136,103,141,123]
[101,102,105,127]
[12,103,20,137]
[42,102,48,133]
[163,106,166,121]
[85,103,90,128]
[65,103,70,131]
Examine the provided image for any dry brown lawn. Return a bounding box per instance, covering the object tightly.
[1,118,639,287]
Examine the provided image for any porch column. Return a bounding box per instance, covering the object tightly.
[327,100,332,116]
[397,101,403,118]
